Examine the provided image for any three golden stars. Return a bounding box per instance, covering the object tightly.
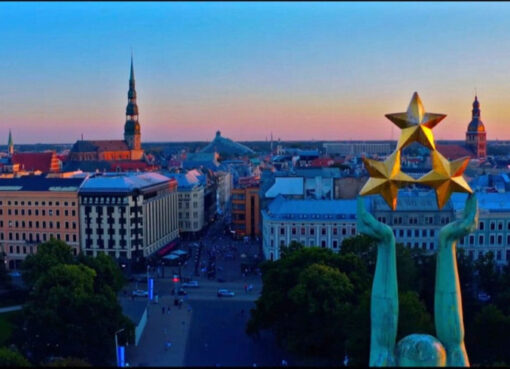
[359,92,473,210]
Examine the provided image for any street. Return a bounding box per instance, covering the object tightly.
[125,217,282,367]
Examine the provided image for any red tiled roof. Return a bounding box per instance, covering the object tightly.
[435,144,474,160]
[12,152,60,173]
[310,157,334,167]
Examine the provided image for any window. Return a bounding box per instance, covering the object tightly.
[479,235,484,245]
[280,227,285,235]
[310,228,315,235]
[301,227,305,235]
[321,228,326,235]
[270,227,274,235]
[498,222,503,231]
[333,240,338,249]
[469,235,474,245]
[333,228,338,235]
[490,235,495,245]
[321,240,326,248]
[498,235,502,245]
[490,222,495,231]
[292,228,296,235]
[497,250,502,261]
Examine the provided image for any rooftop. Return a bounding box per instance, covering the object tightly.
[264,195,363,220]
[0,176,85,192]
[80,172,173,193]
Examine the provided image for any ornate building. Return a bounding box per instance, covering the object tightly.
[465,95,487,159]
[68,57,144,162]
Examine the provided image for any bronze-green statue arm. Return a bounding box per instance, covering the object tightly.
[435,194,478,367]
[357,197,398,366]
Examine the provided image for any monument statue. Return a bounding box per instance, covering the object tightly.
[357,92,478,367]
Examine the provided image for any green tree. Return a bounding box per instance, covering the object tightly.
[76,253,125,293]
[247,246,369,362]
[396,291,434,341]
[0,346,31,367]
[468,305,510,365]
[21,238,75,288]
[286,263,354,358]
[22,263,133,365]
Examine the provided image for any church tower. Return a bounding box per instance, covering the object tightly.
[7,129,13,156]
[124,56,143,160]
[465,96,487,159]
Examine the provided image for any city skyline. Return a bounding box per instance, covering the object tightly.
[3,2,510,144]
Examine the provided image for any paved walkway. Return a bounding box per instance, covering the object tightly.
[126,295,193,367]
[0,305,22,314]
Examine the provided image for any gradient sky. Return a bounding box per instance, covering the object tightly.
[2,2,510,144]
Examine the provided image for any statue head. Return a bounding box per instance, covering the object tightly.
[396,334,446,367]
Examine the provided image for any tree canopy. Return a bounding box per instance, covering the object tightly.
[17,239,133,366]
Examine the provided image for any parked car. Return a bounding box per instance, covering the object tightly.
[177,288,188,296]
[182,281,199,288]
[132,289,148,297]
[217,289,235,297]
[217,277,226,283]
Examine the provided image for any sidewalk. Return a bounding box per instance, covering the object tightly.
[0,305,22,314]
[126,295,193,367]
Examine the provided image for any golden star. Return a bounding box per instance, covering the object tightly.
[386,92,446,151]
[418,150,473,209]
[360,150,415,210]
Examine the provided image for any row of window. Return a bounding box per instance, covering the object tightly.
[394,228,436,238]
[82,197,130,205]
[382,215,450,225]
[8,245,78,255]
[0,208,76,217]
[178,201,199,209]
[460,233,510,246]
[0,200,76,207]
[271,225,356,236]
[1,220,76,230]
[272,239,342,249]
[2,232,77,243]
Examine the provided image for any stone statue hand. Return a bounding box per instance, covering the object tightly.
[357,196,394,244]
[439,194,478,245]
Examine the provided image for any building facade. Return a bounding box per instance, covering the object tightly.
[371,191,455,252]
[262,196,359,261]
[0,177,84,270]
[232,184,260,238]
[453,193,510,265]
[165,171,206,237]
[78,173,178,269]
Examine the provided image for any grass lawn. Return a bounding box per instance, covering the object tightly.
[0,310,21,346]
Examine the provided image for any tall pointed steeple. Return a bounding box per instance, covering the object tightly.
[7,129,13,156]
[124,54,142,156]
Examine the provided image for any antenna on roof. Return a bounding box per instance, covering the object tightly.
[81,133,84,141]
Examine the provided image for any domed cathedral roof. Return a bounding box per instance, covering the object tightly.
[201,130,255,156]
[467,96,486,133]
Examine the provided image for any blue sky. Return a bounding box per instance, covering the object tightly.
[1,2,510,143]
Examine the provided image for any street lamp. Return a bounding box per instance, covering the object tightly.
[114,328,125,367]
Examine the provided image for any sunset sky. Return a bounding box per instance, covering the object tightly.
[2,2,510,144]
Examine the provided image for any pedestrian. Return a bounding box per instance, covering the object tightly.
[162,306,165,314]
[244,284,248,293]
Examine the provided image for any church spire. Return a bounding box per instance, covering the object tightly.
[7,129,13,156]
[124,55,142,154]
